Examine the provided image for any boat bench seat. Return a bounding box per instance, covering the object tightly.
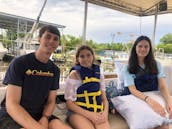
[0,86,129,129]
[53,107,129,129]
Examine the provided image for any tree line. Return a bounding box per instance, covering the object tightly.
[1,29,172,53]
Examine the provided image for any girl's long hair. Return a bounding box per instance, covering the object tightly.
[128,35,158,74]
[75,45,95,65]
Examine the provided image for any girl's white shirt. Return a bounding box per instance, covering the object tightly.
[64,74,105,101]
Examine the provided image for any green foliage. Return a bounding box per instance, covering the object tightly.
[122,42,133,52]
[6,29,17,40]
[61,34,82,51]
[2,28,172,55]
[0,29,132,53]
[0,37,13,50]
[160,33,172,44]
[60,34,130,53]
[0,34,3,42]
[1,29,17,49]
[157,43,172,53]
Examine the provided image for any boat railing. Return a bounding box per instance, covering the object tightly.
[155,48,165,59]
[155,49,172,60]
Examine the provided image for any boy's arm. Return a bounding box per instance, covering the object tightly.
[42,90,57,118]
[6,85,46,129]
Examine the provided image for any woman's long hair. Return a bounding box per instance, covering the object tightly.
[128,35,158,74]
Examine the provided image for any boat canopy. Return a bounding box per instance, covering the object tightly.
[82,0,172,16]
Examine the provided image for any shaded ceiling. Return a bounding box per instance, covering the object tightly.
[0,12,65,31]
[83,0,172,16]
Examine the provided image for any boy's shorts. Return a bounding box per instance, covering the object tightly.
[0,108,59,129]
[0,113,22,129]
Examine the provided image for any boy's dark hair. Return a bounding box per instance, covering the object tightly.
[39,25,60,38]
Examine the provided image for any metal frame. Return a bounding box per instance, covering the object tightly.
[81,0,172,46]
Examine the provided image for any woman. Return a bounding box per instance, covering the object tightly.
[123,35,172,129]
[64,45,110,129]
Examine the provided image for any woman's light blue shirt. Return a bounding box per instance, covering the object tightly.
[122,61,165,87]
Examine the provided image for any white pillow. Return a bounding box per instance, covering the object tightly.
[111,91,172,129]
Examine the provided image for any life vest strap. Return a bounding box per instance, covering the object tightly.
[77,90,102,97]
[82,76,100,84]
[76,90,103,112]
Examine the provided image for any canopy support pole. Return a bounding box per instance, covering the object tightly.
[82,0,88,44]
[152,5,158,48]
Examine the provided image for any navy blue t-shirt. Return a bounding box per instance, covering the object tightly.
[1,53,60,118]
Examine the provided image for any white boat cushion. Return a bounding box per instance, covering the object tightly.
[111,91,172,129]
[0,87,6,103]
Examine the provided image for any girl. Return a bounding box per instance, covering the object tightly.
[65,45,110,129]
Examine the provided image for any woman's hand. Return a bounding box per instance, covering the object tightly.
[166,98,172,118]
[147,97,166,117]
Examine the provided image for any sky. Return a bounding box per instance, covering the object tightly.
[0,0,172,44]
